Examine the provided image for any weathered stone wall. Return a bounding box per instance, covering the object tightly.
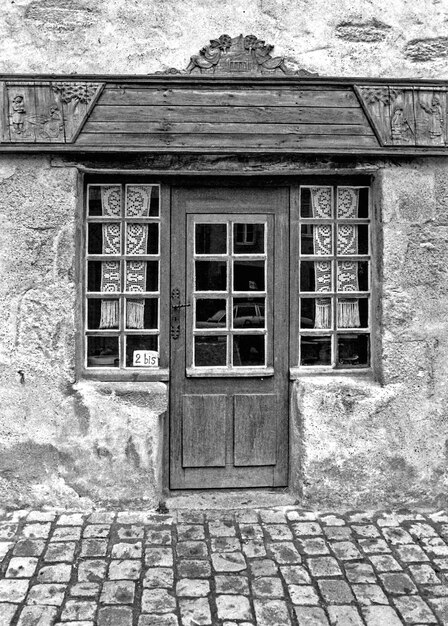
[0,156,167,509]
[0,0,446,78]
[292,159,448,508]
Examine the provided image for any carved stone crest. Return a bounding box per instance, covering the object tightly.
[184,34,317,76]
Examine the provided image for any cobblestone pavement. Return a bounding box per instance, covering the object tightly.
[2,508,448,625]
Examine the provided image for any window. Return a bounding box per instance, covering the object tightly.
[191,217,270,370]
[296,184,371,369]
[84,183,162,370]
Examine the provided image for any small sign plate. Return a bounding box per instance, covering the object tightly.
[133,350,159,367]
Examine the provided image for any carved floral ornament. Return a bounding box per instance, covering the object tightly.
[162,33,318,76]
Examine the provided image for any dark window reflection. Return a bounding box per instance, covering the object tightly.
[195,261,227,291]
[195,299,227,328]
[232,298,265,329]
[87,336,119,367]
[233,335,265,366]
[194,336,227,366]
[195,224,227,254]
[233,223,265,254]
[300,336,331,366]
[233,261,265,291]
[338,334,369,366]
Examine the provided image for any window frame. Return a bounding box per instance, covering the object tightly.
[79,174,170,382]
[289,177,374,377]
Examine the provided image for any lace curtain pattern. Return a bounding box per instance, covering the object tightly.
[311,187,360,329]
[99,185,152,329]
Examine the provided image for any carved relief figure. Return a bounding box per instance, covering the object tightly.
[253,40,289,74]
[10,95,27,134]
[420,96,444,142]
[37,105,64,139]
[186,34,232,74]
[391,106,414,143]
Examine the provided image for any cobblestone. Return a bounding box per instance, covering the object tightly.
[3,506,448,624]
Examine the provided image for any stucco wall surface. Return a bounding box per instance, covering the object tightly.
[0,0,447,78]
[0,156,167,509]
[293,160,448,508]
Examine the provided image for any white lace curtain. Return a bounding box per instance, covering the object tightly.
[311,187,360,329]
[99,186,152,330]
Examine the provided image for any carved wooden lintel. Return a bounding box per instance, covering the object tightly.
[358,86,447,146]
[1,81,104,143]
[184,34,317,76]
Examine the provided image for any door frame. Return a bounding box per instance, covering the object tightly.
[167,180,291,490]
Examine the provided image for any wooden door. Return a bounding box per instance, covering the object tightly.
[170,185,289,489]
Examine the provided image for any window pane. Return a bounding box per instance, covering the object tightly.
[232,297,265,329]
[126,185,158,217]
[300,298,332,329]
[126,223,159,255]
[336,187,369,219]
[301,187,333,218]
[194,336,227,366]
[87,298,120,329]
[195,224,227,254]
[125,298,158,329]
[195,261,227,291]
[125,261,158,292]
[233,335,265,366]
[300,261,333,293]
[195,299,227,329]
[337,261,369,292]
[126,335,158,367]
[337,224,368,255]
[87,261,121,293]
[337,298,369,329]
[338,334,370,366]
[233,223,265,254]
[233,261,265,291]
[301,224,333,255]
[87,336,119,367]
[88,223,122,255]
[300,336,331,366]
[88,185,121,217]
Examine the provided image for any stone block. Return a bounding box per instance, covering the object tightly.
[77,560,107,583]
[141,588,176,613]
[177,560,211,578]
[44,542,77,562]
[216,595,252,621]
[254,599,291,626]
[97,606,133,626]
[100,581,135,604]
[112,542,143,559]
[27,583,66,605]
[251,576,284,598]
[352,583,389,605]
[288,584,320,605]
[61,600,97,620]
[143,567,174,588]
[179,598,212,625]
[215,575,249,595]
[176,579,210,597]
[317,579,354,604]
[0,579,29,603]
[16,606,58,626]
[6,557,38,578]
[107,559,141,580]
[294,606,329,625]
[327,606,363,626]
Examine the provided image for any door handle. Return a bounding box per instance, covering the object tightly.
[172,302,191,310]
[171,288,190,339]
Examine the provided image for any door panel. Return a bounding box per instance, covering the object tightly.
[170,185,289,489]
[233,394,277,466]
[182,395,227,468]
